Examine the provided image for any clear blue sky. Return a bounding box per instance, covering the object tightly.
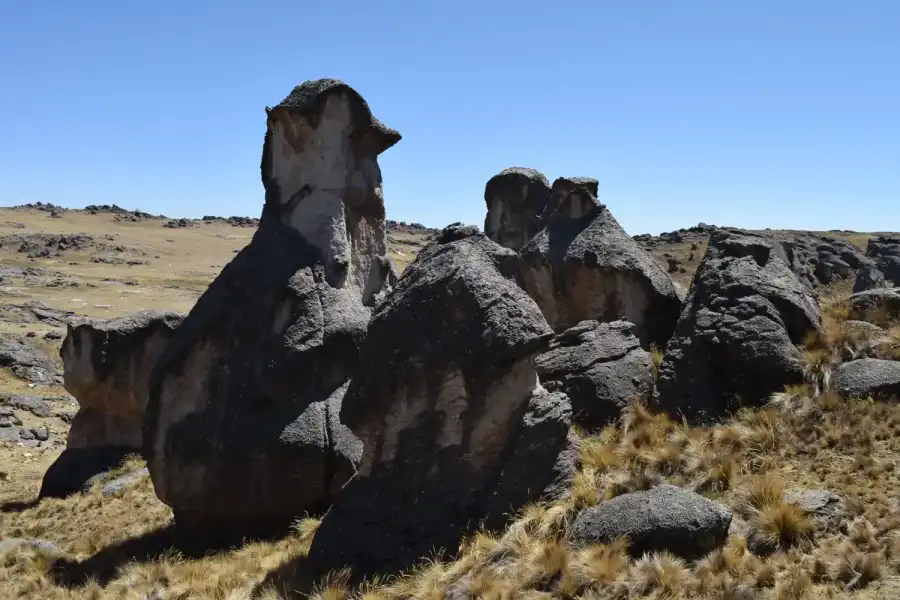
[1,2,897,235]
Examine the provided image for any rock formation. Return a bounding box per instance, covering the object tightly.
[867,236,900,285]
[61,310,184,450]
[143,79,400,534]
[832,359,900,400]
[38,311,183,498]
[519,176,683,347]
[303,232,574,580]
[535,319,654,430]
[656,231,822,420]
[483,168,551,251]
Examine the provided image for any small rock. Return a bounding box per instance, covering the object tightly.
[0,538,61,556]
[568,484,732,558]
[833,359,900,400]
[784,488,846,531]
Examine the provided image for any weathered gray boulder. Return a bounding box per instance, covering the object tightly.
[784,488,846,531]
[656,231,822,420]
[853,264,886,293]
[0,334,61,386]
[849,288,900,320]
[304,233,572,580]
[536,319,653,430]
[519,177,683,348]
[100,467,150,497]
[568,484,732,559]
[833,359,900,400]
[483,168,551,251]
[144,79,400,535]
[867,236,900,284]
[61,310,183,450]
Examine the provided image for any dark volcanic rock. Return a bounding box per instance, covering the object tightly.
[535,320,653,429]
[0,335,61,386]
[656,231,822,420]
[569,484,732,559]
[483,167,551,251]
[849,288,900,320]
[867,236,900,284]
[854,264,887,293]
[519,178,683,348]
[304,233,570,581]
[833,359,900,400]
[62,310,184,450]
[144,79,399,535]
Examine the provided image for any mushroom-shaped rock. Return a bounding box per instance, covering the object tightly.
[519,177,683,348]
[833,359,900,400]
[303,233,573,581]
[536,320,654,430]
[656,231,822,420]
[144,79,399,535]
[569,485,732,559]
[483,167,552,251]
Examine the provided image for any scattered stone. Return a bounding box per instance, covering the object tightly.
[833,359,900,400]
[519,176,683,347]
[0,407,22,428]
[536,320,654,429]
[568,484,732,559]
[656,231,822,420]
[0,334,62,386]
[0,538,61,556]
[784,488,846,531]
[101,467,150,497]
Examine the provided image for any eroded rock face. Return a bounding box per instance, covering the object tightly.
[656,231,822,420]
[61,310,184,449]
[536,320,654,430]
[144,79,399,534]
[483,168,551,251]
[304,233,572,580]
[519,177,683,347]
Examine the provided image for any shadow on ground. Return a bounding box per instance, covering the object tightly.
[0,498,40,512]
[49,524,276,588]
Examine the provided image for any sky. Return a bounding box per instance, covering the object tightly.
[0,2,898,235]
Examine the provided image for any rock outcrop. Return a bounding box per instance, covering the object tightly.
[568,484,732,559]
[304,233,573,580]
[61,310,184,450]
[0,334,61,386]
[144,79,400,534]
[656,231,822,420]
[849,288,900,320]
[867,236,900,285]
[854,264,886,293]
[535,319,654,430]
[483,168,551,251]
[519,176,683,347]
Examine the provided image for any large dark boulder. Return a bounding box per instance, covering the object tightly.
[854,264,887,293]
[536,319,654,430]
[833,359,900,400]
[656,231,822,420]
[144,79,399,535]
[519,177,683,348]
[849,288,900,320]
[303,233,572,581]
[568,484,732,559]
[483,168,552,251]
